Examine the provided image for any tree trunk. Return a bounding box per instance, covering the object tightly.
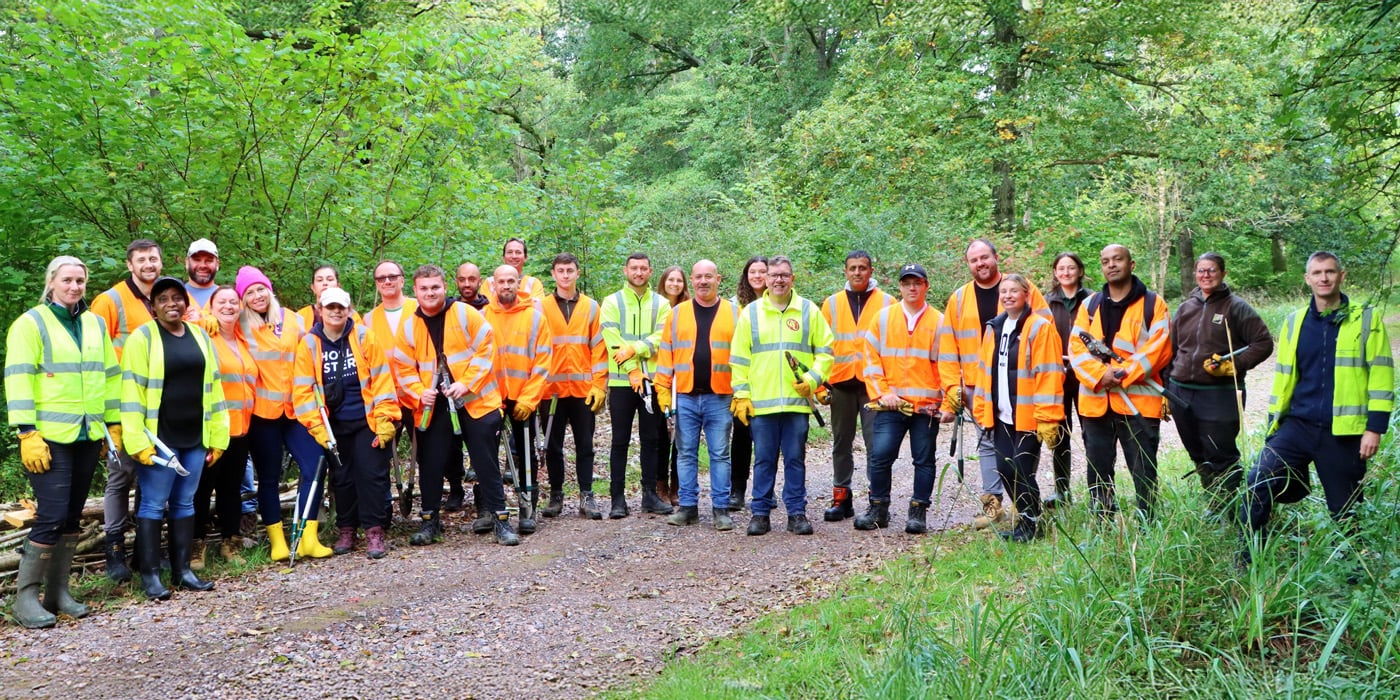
[1177,225,1195,296]
[990,5,1020,232]
[1271,231,1287,273]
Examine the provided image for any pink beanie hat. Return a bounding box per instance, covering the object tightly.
[235,265,274,299]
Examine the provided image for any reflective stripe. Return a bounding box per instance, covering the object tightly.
[752,397,810,410]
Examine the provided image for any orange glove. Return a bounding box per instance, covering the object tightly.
[628,369,644,392]
[106,424,123,461]
[612,344,637,365]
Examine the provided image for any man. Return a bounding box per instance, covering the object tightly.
[731,255,834,536]
[447,261,488,500]
[91,238,162,582]
[540,253,607,520]
[937,239,1048,529]
[1239,252,1393,564]
[599,253,674,518]
[656,260,738,531]
[1067,244,1172,521]
[820,250,892,522]
[484,265,552,535]
[486,238,543,305]
[364,260,419,510]
[391,265,518,546]
[858,264,945,535]
[183,238,220,318]
[454,262,490,311]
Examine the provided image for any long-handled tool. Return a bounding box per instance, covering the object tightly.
[289,384,340,566]
[437,356,462,436]
[1075,331,1188,415]
[142,428,191,476]
[501,412,531,516]
[782,351,827,427]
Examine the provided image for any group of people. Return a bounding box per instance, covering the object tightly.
[6,234,1392,629]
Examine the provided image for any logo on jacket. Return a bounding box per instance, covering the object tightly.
[786,319,800,331]
[1211,313,1224,325]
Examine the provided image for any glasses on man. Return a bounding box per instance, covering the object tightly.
[768,272,793,280]
[375,274,404,283]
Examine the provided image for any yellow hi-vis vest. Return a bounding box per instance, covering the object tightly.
[730,291,835,416]
[119,321,231,456]
[600,287,672,387]
[5,304,120,443]
[1268,302,1395,436]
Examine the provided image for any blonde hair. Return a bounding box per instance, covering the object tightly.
[238,286,284,337]
[41,256,88,305]
[1000,273,1032,294]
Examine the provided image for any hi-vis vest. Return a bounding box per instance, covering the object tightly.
[211,329,259,437]
[1268,303,1395,435]
[822,287,892,384]
[484,300,552,410]
[119,321,230,456]
[730,292,834,416]
[91,281,153,360]
[972,313,1065,431]
[861,303,946,412]
[937,279,1049,394]
[656,298,739,395]
[293,324,400,433]
[365,299,417,403]
[391,301,501,421]
[244,308,307,421]
[600,287,672,387]
[5,305,120,443]
[1067,291,1172,419]
[541,293,606,399]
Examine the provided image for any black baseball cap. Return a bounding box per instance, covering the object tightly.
[898,263,928,281]
[150,276,190,303]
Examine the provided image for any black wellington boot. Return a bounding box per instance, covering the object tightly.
[170,517,214,591]
[136,518,171,600]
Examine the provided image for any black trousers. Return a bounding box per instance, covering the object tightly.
[544,396,595,493]
[502,399,539,505]
[1081,413,1160,519]
[1051,375,1079,496]
[1242,417,1366,533]
[417,396,507,515]
[195,434,250,539]
[993,422,1042,522]
[1168,382,1244,512]
[731,418,753,496]
[329,418,391,530]
[607,386,662,498]
[27,438,101,545]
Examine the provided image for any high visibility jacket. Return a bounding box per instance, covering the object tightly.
[656,299,739,395]
[5,303,120,443]
[822,286,893,385]
[599,287,672,387]
[731,292,835,416]
[1068,284,1172,419]
[541,293,606,399]
[296,305,363,334]
[391,301,501,421]
[119,321,230,455]
[292,323,400,433]
[210,329,259,437]
[860,303,946,411]
[365,299,418,402]
[973,313,1065,431]
[484,300,552,410]
[938,278,1049,394]
[244,309,306,421]
[1268,300,1394,436]
[90,280,153,360]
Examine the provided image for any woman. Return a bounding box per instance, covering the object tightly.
[292,288,399,559]
[120,276,230,599]
[5,256,120,627]
[1043,252,1090,507]
[730,256,767,509]
[236,265,333,561]
[654,266,690,506]
[1168,252,1273,519]
[296,264,360,329]
[192,285,258,568]
[972,274,1063,543]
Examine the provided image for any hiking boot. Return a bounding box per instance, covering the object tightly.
[824,486,854,522]
[641,487,674,515]
[464,466,478,482]
[905,500,929,535]
[333,527,356,555]
[409,512,443,546]
[14,540,57,628]
[170,517,214,592]
[732,480,748,512]
[493,512,520,546]
[713,507,735,531]
[44,533,89,619]
[998,519,1040,544]
[853,499,890,531]
[104,531,132,583]
[972,493,1003,530]
[365,526,387,559]
[472,511,495,534]
[656,478,672,507]
[746,514,771,536]
[519,497,537,535]
[220,537,246,566]
[579,492,603,520]
[786,513,814,535]
[188,539,207,571]
[542,489,565,518]
[609,495,629,519]
[667,505,700,526]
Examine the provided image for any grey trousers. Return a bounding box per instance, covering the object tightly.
[979,428,1004,496]
[103,451,137,535]
[829,384,875,490]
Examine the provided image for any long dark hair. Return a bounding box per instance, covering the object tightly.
[1049,251,1086,293]
[736,256,768,306]
[656,265,690,306]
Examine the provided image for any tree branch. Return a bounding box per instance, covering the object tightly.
[1047,150,1160,166]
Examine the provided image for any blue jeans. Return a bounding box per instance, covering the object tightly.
[136,446,206,519]
[866,411,939,504]
[241,458,257,514]
[675,393,734,508]
[750,412,809,516]
[248,415,326,525]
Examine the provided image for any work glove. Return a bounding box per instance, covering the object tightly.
[656,386,672,414]
[792,376,819,398]
[19,430,51,474]
[585,387,607,413]
[1204,354,1236,378]
[942,390,962,416]
[511,403,534,422]
[1161,401,1172,423]
[374,419,396,448]
[1036,421,1061,447]
[730,397,754,426]
[814,385,831,406]
[196,316,220,335]
[628,368,644,392]
[133,445,157,466]
[612,344,636,365]
[206,447,224,465]
[864,399,914,416]
[107,424,123,461]
[309,424,331,449]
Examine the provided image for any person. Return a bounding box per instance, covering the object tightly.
[599,253,674,518]
[1043,252,1090,507]
[1067,244,1172,521]
[293,287,399,559]
[5,256,121,628]
[654,265,690,506]
[821,250,892,522]
[730,255,768,509]
[486,238,544,305]
[296,265,361,329]
[858,264,944,535]
[365,260,420,510]
[971,274,1064,542]
[1168,253,1273,520]
[1239,252,1393,563]
[539,253,607,520]
[183,238,220,320]
[92,238,162,582]
[484,265,552,535]
[731,255,834,536]
[656,260,738,530]
[392,265,518,546]
[454,262,490,311]
[192,286,258,569]
[938,239,1049,529]
[236,265,333,561]
[120,276,230,600]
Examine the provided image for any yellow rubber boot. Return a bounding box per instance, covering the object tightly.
[266,523,290,562]
[296,521,334,559]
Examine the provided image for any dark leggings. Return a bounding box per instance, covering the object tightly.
[731,418,753,496]
[247,415,326,525]
[1051,376,1078,496]
[26,439,101,546]
[194,435,250,539]
[993,422,1042,522]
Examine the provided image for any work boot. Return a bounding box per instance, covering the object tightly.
[786,513,814,535]
[14,540,57,628]
[464,466,478,482]
[365,526,387,559]
[220,537,246,566]
[713,507,734,531]
[170,517,215,592]
[519,495,537,535]
[998,517,1039,544]
[746,514,771,536]
[189,538,206,571]
[443,487,466,513]
[542,488,565,518]
[43,533,89,619]
[493,512,520,546]
[1042,491,1070,510]
[296,521,334,559]
[266,522,290,562]
[642,487,674,515]
[972,494,1003,530]
[104,530,132,583]
[732,480,748,511]
[579,492,603,520]
[333,526,357,555]
[409,512,443,546]
[136,518,171,601]
[853,499,890,531]
[471,511,495,534]
[609,495,629,519]
[824,486,855,522]
[667,505,700,526]
[905,500,929,535]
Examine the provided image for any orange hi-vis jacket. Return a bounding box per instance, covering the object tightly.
[656,298,739,395]
[822,286,893,384]
[211,329,259,437]
[244,308,306,420]
[972,312,1065,431]
[861,302,947,411]
[90,280,153,360]
[1068,286,1172,419]
[292,323,400,433]
[938,277,1050,395]
[540,293,606,399]
[484,299,552,411]
[365,299,418,402]
[391,301,501,421]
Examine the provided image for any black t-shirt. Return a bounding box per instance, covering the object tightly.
[974,282,1000,326]
[156,325,205,450]
[688,302,720,395]
[316,326,365,423]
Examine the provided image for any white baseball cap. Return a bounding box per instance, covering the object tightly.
[188,238,218,257]
[319,287,352,308]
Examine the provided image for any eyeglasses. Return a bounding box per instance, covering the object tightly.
[374,274,403,283]
[1194,269,1220,277]
[768,273,793,280]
